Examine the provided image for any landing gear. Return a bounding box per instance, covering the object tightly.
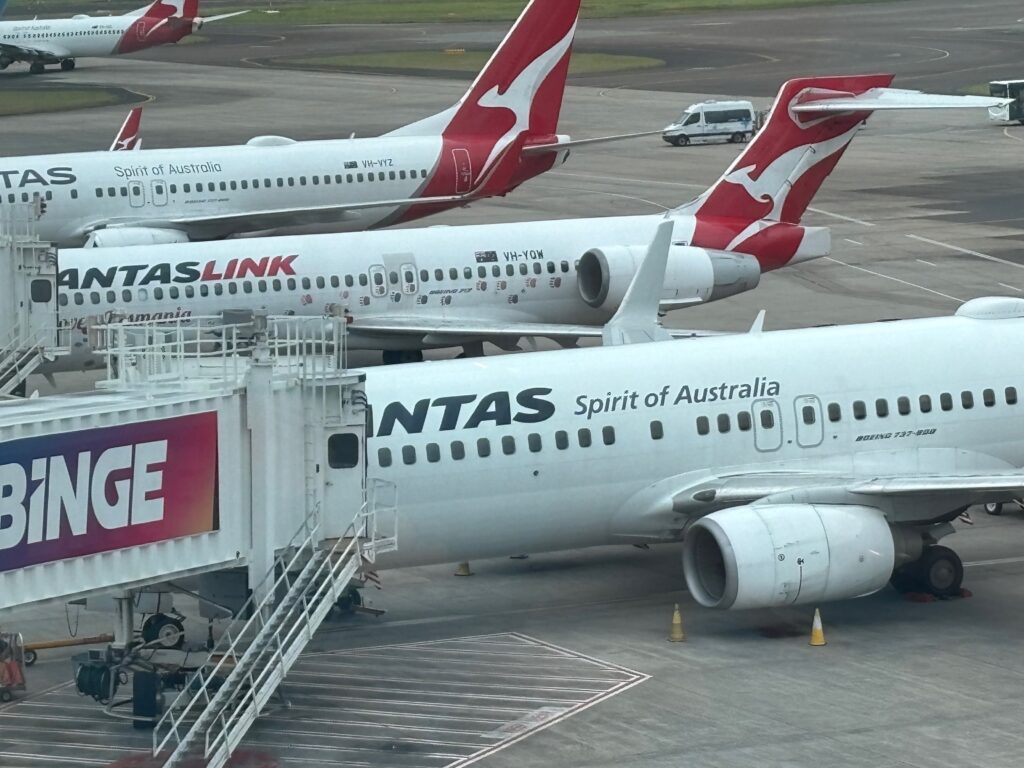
[29,61,45,74]
[60,58,76,72]
[984,502,1003,516]
[381,350,423,365]
[141,613,185,650]
[890,545,964,598]
[0,57,10,70]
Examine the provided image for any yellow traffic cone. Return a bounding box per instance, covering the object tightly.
[668,603,686,642]
[809,608,826,646]
[454,561,473,577]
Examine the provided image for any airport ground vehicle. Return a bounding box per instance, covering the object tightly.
[662,99,756,146]
[987,81,1024,123]
[0,633,27,702]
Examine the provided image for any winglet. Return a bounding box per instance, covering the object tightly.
[749,310,766,333]
[110,107,143,152]
[602,219,675,346]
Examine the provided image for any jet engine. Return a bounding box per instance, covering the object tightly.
[85,228,191,248]
[682,504,895,610]
[576,244,760,312]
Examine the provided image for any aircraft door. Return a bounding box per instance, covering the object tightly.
[368,265,388,298]
[400,263,418,295]
[451,148,472,194]
[128,181,146,208]
[151,179,169,207]
[752,398,783,452]
[793,395,824,448]
[324,429,366,537]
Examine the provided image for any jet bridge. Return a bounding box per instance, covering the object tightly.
[0,312,397,768]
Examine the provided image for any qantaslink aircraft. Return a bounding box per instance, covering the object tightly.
[51,75,1003,364]
[357,225,1024,607]
[0,0,648,247]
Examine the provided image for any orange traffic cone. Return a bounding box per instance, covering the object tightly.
[668,603,686,642]
[809,608,826,646]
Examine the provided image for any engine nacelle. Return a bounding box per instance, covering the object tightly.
[682,503,895,610]
[85,228,191,248]
[576,244,760,312]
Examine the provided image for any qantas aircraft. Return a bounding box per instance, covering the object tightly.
[0,0,647,248]
[111,107,143,152]
[359,226,1024,605]
[51,75,1004,363]
[0,0,246,74]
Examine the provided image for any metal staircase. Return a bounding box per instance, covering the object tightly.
[0,322,45,396]
[152,482,397,768]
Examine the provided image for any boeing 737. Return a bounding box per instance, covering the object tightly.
[0,0,246,74]
[0,0,649,248]
[50,75,1004,364]
[358,227,1024,606]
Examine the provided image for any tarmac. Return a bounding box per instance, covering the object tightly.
[4,1,1024,766]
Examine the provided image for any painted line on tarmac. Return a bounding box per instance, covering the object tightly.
[999,282,1022,292]
[807,206,874,226]
[907,233,1024,270]
[844,238,863,246]
[1003,127,1024,143]
[965,555,1024,568]
[917,258,937,267]
[824,256,963,303]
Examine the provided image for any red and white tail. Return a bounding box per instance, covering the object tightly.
[676,74,895,269]
[110,107,143,152]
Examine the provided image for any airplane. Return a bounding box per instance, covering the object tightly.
[358,222,1024,606]
[110,107,143,152]
[50,75,1005,365]
[0,0,247,74]
[0,0,653,248]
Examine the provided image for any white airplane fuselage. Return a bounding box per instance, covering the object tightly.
[363,306,1024,575]
[3,136,459,246]
[0,18,129,57]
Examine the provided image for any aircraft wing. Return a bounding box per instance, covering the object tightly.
[348,315,714,344]
[0,40,71,62]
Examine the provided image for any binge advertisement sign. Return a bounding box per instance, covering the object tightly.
[0,411,218,572]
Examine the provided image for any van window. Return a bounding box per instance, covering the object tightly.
[682,112,699,126]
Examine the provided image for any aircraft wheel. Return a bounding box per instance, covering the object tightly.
[382,350,423,365]
[0,60,10,70]
[984,502,1003,516]
[142,614,185,650]
[889,564,918,594]
[60,59,76,71]
[29,62,44,74]
[915,545,964,598]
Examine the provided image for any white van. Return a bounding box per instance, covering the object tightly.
[662,99,755,146]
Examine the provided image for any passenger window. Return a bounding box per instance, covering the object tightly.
[477,438,491,458]
[58,294,68,307]
[201,285,209,297]
[897,397,910,415]
[697,416,710,435]
[578,428,592,447]
[555,430,569,450]
[359,274,368,287]
[327,433,359,469]
[602,426,615,445]
[449,268,458,280]
[478,266,486,279]
[961,391,974,409]
[827,403,841,422]
[168,286,178,299]
[214,284,223,296]
[492,265,500,278]
[875,399,888,417]
[983,388,995,407]
[506,264,515,277]
[435,269,444,281]
[420,269,429,282]
[345,275,354,287]
[330,275,340,288]
[561,261,570,273]
[377,447,392,467]
[243,282,253,294]
[533,262,542,275]
[402,445,416,465]
[389,271,398,285]
[919,395,932,413]
[370,274,380,288]
[90,291,100,304]
[228,283,237,295]
[853,401,866,420]
[464,267,473,279]
[940,393,953,411]
[650,420,664,440]
[426,443,440,463]
[1007,387,1018,405]
[759,410,775,429]
[107,290,116,303]
[186,285,195,298]
[451,441,465,460]
[718,413,731,432]
[502,436,516,455]
[737,411,752,431]
[73,292,83,306]
[519,263,528,276]
[154,287,164,300]
[528,433,542,452]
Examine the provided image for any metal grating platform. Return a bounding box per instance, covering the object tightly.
[0,633,648,767]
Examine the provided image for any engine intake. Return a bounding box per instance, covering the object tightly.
[682,503,895,610]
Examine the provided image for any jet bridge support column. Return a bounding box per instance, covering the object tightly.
[245,344,278,607]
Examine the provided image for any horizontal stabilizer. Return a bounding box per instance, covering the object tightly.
[792,88,1010,112]
[522,129,665,155]
[602,219,675,346]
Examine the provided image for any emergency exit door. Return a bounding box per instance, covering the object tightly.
[752,399,783,452]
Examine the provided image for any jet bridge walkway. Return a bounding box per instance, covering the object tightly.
[0,311,397,768]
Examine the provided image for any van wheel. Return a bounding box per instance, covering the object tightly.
[730,132,744,143]
[674,136,689,147]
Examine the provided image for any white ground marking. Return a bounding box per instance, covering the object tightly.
[965,555,1024,567]
[806,206,875,226]
[844,238,863,246]
[998,282,1022,292]
[907,233,1024,270]
[916,258,937,266]
[824,256,964,303]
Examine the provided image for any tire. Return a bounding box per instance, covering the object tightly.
[142,614,185,650]
[676,135,690,147]
[1,690,12,702]
[335,586,363,614]
[916,545,964,598]
[29,62,44,74]
[984,502,1003,516]
[60,59,76,71]
[889,565,919,593]
[24,649,37,667]
[730,132,744,143]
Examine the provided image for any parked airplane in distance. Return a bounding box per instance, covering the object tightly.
[51,75,1005,363]
[0,0,652,248]
[359,231,1024,606]
[0,0,246,74]
[111,107,143,152]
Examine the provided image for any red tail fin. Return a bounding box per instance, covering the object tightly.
[110,107,143,151]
